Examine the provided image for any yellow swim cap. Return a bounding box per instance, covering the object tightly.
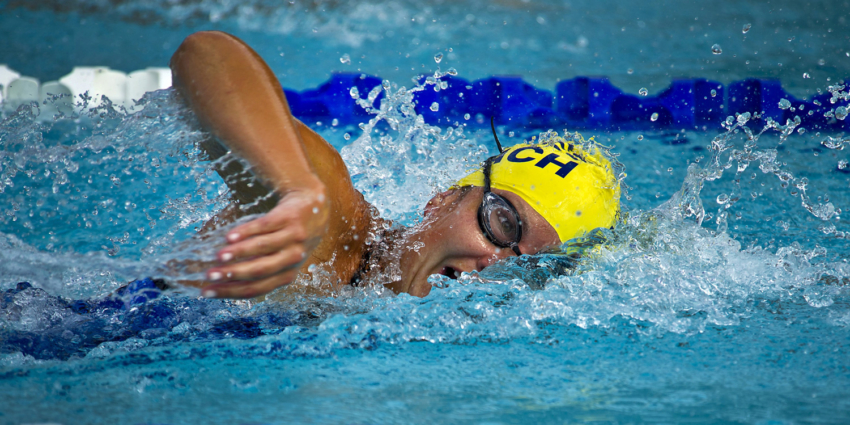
[455,133,621,243]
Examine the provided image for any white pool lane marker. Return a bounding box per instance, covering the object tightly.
[0,65,172,114]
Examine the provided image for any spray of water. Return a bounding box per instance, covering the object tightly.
[1,72,849,363]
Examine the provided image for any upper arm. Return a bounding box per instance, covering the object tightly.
[172,31,373,259]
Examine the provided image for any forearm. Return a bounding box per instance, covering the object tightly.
[170,31,323,195]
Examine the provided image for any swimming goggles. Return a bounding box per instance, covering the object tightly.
[477,119,523,256]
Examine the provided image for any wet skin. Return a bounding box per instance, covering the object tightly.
[391,186,561,297]
[171,30,559,299]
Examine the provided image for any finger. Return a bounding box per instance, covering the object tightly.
[217,226,306,262]
[202,270,299,299]
[226,205,296,243]
[208,245,307,282]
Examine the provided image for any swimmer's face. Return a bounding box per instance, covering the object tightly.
[390,186,560,297]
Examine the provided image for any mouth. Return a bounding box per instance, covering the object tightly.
[437,266,461,279]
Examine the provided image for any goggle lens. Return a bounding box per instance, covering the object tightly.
[482,193,521,245]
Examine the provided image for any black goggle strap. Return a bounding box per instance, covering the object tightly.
[490,117,504,153]
[483,156,495,193]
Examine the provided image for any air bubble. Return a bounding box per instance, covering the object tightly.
[637,135,644,141]
[742,23,751,33]
[434,53,443,64]
[350,87,360,99]
[430,102,439,112]
[803,73,811,79]
[639,88,648,96]
[464,113,470,120]
[778,99,792,110]
[711,44,722,55]
[835,106,848,120]
[710,89,717,97]
[627,68,634,75]
[650,112,659,122]
[839,160,848,170]
[340,54,351,65]
[343,133,351,140]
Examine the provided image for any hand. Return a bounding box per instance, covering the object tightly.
[202,184,329,299]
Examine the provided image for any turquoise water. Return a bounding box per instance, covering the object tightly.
[2,1,850,424]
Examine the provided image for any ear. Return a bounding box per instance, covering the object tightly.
[424,188,459,217]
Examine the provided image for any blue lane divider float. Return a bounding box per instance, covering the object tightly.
[283,73,849,132]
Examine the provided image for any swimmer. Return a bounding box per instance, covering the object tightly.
[169,31,620,299]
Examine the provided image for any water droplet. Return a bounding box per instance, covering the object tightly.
[638,88,648,96]
[308,264,317,273]
[350,86,360,99]
[742,23,751,33]
[464,113,471,120]
[835,106,848,120]
[710,89,717,97]
[312,207,319,214]
[839,160,848,170]
[340,54,351,65]
[434,52,443,64]
[650,112,659,122]
[667,167,673,173]
[778,98,792,110]
[711,44,722,55]
[430,102,439,112]
[818,58,826,66]
[447,67,458,76]
[803,72,811,79]
[627,68,634,75]
[637,135,644,141]
[331,118,339,126]
[717,193,730,204]
[343,133,351,140]
[788,36,796,42]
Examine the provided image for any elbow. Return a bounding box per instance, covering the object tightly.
[170,31,237,80]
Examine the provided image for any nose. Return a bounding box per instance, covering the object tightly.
[475,247,515,272]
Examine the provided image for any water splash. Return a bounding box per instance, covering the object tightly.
[0,74,849,371]
[0,90,232,297]
[340,68,489,223]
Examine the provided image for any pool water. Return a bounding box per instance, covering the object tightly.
[2,1,850,424]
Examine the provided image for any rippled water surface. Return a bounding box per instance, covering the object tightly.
[2,1,850,424]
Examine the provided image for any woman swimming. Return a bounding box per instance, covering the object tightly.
[170,31,620,299]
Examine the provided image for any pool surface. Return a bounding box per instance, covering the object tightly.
[1,1,850,424]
